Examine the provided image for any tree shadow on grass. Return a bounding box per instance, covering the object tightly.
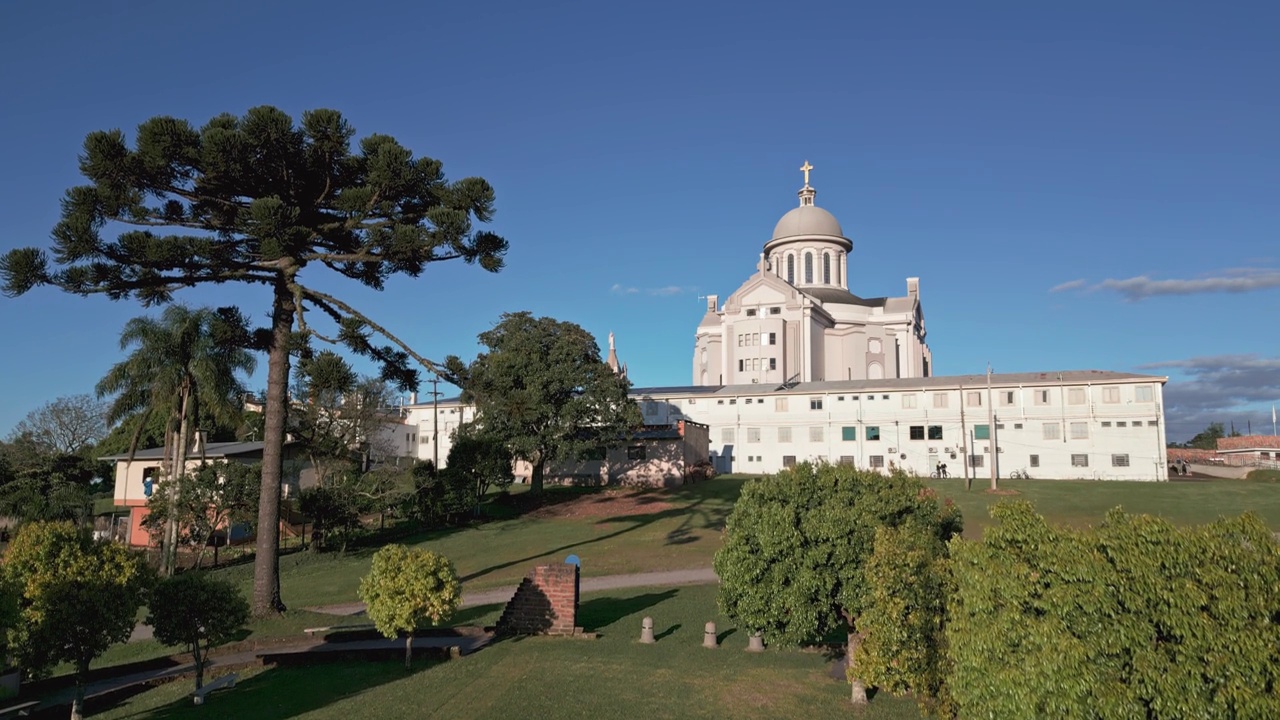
[654,623,681,641]
[84,660,437,720]
[577,590,678,632]
[716,628,737,645]
[451,602,504,627]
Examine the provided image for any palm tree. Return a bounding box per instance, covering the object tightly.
[96,305,256,575]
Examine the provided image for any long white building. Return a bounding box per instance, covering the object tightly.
[405,165,1170,481]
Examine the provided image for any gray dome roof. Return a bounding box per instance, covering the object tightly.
[771,205,843,241]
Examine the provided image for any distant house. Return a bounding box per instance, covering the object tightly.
[1216,435,1280,468]
[515,420,712,488]
[102,439,318,547]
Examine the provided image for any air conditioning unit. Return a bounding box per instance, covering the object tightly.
[928,447,938,453]
[887,447,897,453]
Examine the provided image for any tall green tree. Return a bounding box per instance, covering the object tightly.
[1,107,507,615]
[444,312,640,496]
[1186,421,1227,450]
[0,434,100,524]
[3,521,152,720]
[292,350,400,485]
[96,305,256,576]
[714,464,962,705]
[142,461,260,569]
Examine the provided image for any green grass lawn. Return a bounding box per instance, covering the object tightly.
[86,583,923,720]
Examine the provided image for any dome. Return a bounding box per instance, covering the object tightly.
[771,205,844,241]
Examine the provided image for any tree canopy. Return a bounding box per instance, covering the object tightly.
[444,312,641,495]
[358,544,460,669]
[1,106,507,615]
[9,395,107,456]
[3,521,152,720]
[947,501,1280,719]
[714,463,962,704]
[148,572,250,690]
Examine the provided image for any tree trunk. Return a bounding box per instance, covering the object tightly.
[847,629,868,705]
[253,282,294,617]
[404,634,413,670]
[164,386,191,576]
[530,456,545,497]
[193,637,205,690]
[71,657,89,720]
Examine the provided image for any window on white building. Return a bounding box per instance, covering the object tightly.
[866,426,881,441]
[769,358,777,370]
[1072,454,1089,467]
[909,426,925,440]
[1001,390,1016,406]
[721,428,735,443]
[933,393,949,409]
[767,332,776,345]
[1102,386,1120,403]
[928,425,943,440]
[782,455,797,467]
[1034,389,1050,405]
[1112,454,1130,467]
[969,455,984,468]
[1135,385,1153,402]
[1043,423,1061,440]
[810,397,823,410]
[1029,454,1040,467]
[809,426,824,442]
[869,455,885,468]
[1101,421,1111,427]
[804,252,814,283]
[777,426,792,443]
[775,397,789,412]
[1116,421,1127,428]
[966,392,982,407]
[786,255,795,284]
[822,252,831,284]
[746,308,757,317]
[747,427,761,443]
[902,394,918,409]
[1070,422,1089,440]
[1068,388,1086,405]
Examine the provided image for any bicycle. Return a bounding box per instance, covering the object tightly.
[1008,468,1032,480]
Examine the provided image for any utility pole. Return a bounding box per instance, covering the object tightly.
[959,383,970,491]
[987,364,998,491]
[428,376,443,470]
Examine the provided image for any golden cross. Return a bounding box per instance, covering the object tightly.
[800,161,813,186]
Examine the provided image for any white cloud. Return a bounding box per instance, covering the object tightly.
[611,283,697,298]
[610,283,639,295]
[1051,268,1280,301]
[1049,279,1087,293]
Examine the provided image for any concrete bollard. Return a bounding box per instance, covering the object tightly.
[640,616,655,644]
[703,621,718,649]
[746,632,764,652]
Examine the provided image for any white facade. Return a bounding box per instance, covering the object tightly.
[693,174,931,385]
[635,371,1170,481]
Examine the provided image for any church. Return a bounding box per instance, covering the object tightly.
[405,165,1172,482]
[694,162,931,386]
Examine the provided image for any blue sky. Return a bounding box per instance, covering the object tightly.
[1,0,1277,442]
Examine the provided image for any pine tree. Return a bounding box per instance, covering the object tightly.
[1,107,507,614]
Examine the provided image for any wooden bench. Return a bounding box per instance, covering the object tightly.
[191,673,237,705]
[0,700,40,718]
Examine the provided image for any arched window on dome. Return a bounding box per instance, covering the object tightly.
[822,252,831,284]
[836,252,842,286]
[786,255,795,284]
[804,253,813,284]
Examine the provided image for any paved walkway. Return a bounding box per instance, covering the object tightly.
[307,566,719,617]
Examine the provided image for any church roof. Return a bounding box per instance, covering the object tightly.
[771,205,844,241]
[800,286,889,308]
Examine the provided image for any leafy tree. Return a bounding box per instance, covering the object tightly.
[9,395,108,455]
[853,525,955,717]
[0,435,99,524]
[1186,421,1226,450]
[443,426,514,515]
[142,461,260,568]
[947,501,1280,719]
[3,521,152,720]
[358,544,460,669]
[444,312,641,496]
[292,351,401,485]
[714,463,962,705]
[147,572,250,690]
[1,106,507,615]
[299,484,362,552]
[410,462,472,526]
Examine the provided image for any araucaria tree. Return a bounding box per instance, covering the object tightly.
[148,572,250,690]
[3,521,152,720]
[714,463,962,705]
[444,312,641,496]
[358,544,461,669]
[1,107,507,615]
